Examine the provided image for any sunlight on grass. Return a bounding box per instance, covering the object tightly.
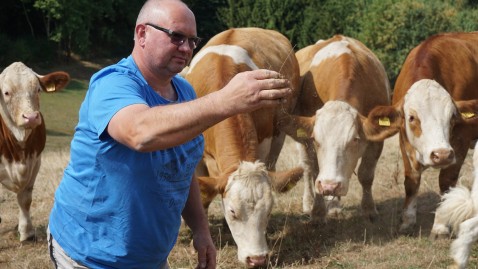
[40,78,87,151]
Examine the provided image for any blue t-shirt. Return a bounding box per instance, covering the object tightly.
[49,56,204,268]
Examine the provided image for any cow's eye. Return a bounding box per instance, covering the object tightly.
[314,140,320,148]
[229,208,238,219]
[3,91,9,96]
[409,115,415,122]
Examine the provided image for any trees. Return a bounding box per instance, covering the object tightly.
[216,0,477,86]
[0,0,476,85]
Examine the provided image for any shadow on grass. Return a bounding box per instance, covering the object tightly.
[198,191,441,267]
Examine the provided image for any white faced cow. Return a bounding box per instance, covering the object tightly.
[280,35,395,221]
[0,62,70,241]
[384,32,478,235]
[184,28,303,268]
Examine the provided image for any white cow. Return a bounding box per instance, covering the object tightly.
[434,145,478,269]
[0,62,70,241]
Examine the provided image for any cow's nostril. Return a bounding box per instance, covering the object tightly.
[430,149,454,165]
[246,255,267,268]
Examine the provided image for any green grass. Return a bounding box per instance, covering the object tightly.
[40,78,88,151]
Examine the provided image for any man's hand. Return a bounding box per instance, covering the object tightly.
[216,69,292,116]
[193,232,216,269]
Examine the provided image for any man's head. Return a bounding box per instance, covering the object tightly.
[133,0,198,77]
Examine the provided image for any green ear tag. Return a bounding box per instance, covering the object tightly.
[461,112,476,119]
[378,117,391,127]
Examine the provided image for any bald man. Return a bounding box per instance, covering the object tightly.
[47,0,292,268]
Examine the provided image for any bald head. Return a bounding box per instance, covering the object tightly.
[134,0,196,41]
[132,0,197,80]
[136,0,193,25]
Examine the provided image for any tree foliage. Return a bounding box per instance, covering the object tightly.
[0,0,477,86]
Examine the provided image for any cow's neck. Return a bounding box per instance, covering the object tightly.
[208,114,259,172]
[0,113,31,147]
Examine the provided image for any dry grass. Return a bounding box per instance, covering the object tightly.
[3,134,473,268]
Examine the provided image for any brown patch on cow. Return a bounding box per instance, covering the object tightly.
[407,109,422,138]
[0,115,46,162]
[269,166,304,193]
[198,175,228,209]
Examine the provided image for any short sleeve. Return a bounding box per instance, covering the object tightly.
[87,71,147,139]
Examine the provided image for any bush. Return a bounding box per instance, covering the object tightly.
[352,0,463,87]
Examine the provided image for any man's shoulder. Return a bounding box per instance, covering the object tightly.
[91,58,144,87]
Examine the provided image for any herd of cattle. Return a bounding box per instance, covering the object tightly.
[0,28,477,268]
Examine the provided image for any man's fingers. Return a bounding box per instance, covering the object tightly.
[196,248,207,269]
[260,88,291,100]
[261,78,290,90]
[252,69,282,80]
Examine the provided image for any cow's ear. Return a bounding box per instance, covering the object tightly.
[279,115,315,142]
[197,175,226,208]
[361,104,402,142]
[268,167,304,193]
[456,99,478,123]
[38,71,70,92]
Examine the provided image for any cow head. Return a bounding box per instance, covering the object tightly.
[198,161,302,268]
[366,79,478,170]
[283,100,401,197]
[311,101,371,196]
[0,62,70,142]
[399,79,458,167]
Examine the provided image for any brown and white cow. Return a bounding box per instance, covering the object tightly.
[0,62,70,241]
[388,32,478,236]
[281,35,395,221]
[342,32,478,235]
[184,27,303,268]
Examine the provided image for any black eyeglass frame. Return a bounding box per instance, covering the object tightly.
[145,23,201,49]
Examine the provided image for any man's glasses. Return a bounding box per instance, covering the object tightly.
[145,23,201,49]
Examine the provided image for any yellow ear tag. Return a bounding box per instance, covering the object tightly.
[461,112,476,119]
[378,117,391,127]
[283,180,297,192]
[44,82,56,92]
[297,128,308,138]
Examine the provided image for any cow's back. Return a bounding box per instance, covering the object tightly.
[393,32,478,103]
[295,35,391,116]
[185,28,300,169]
[187,27,300,111]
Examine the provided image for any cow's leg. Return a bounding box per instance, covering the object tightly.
[296,140,324,220]
[357,141,383,222]
[399,170,422,234]
[449,216,478,269]
[265,132,286,171]
[431,138,469,239]
[17,185,35,241]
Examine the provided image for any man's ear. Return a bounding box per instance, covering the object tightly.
[361,104,403,142]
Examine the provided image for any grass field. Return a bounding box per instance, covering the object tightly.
[1,60,478,268]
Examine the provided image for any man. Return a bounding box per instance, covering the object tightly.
[47,0,292,268]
